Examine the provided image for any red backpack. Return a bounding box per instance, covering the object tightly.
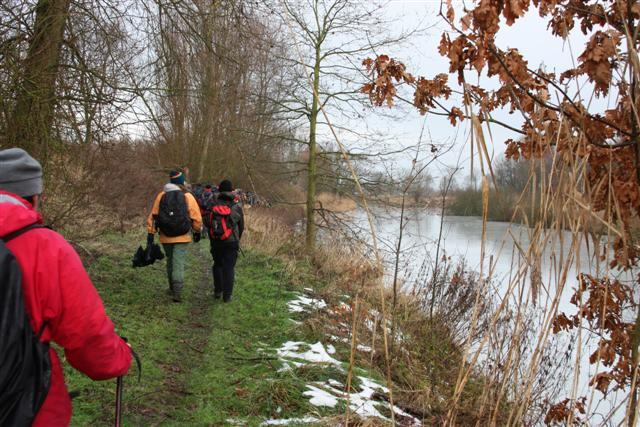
[206,204,234,240]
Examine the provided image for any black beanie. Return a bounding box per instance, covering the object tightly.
[219,180,233,192]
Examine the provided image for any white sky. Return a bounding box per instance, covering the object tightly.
[315,0,592,181]
[117,0,595,184]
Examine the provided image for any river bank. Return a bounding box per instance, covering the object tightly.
[344,204,636,424]
[65,233,415,425]
[61,208,506,426]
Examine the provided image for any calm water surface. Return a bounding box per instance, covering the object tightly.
[347,206,634,423]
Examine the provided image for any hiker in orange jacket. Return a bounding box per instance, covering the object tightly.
[147,170,202,302]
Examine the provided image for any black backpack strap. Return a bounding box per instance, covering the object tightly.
[1,224,50,342]
[1,224,45,243]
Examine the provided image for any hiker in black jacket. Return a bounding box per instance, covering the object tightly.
[206,179,244,302]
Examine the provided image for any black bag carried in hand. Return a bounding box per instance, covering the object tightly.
[156,191,191,237]
[132,242,164,268]
[0,225,51,426]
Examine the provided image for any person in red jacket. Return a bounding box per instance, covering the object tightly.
[0,148,132,426]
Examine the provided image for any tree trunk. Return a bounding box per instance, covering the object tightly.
[305,45,321,253]
[7,0,71,163]
[629,303,640,427]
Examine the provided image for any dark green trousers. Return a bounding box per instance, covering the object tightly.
[162,243,188,293]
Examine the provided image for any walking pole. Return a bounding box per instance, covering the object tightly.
[115,376,123,427]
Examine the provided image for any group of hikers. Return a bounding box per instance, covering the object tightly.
[192,183,271,208]
[147,170,245,303]
[0,147,244,425]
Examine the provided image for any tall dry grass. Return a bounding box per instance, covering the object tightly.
[43,142,159,240]
[316,192,358,213]
[435,128,635,425]
[244,204,515,424]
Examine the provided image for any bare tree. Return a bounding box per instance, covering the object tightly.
[268,0,416,253]
[3,0,71,161]
[147,0,299,192]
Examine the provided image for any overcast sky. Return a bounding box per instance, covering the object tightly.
[314,0,592,182]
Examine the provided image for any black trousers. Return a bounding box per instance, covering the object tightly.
[210,241,239,297]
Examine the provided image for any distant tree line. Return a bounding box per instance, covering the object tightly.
[0,0,404,248]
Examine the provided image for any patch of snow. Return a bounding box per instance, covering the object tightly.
[364,318,376,331]
[261,416,318,425]
[299,376,422,426]
[287,295,327,313]
[349,393,386,419]
[328,378,343,388]
[272,333,421,425]
[393,405,419,420]
[279,341,306,351]
[304,385,339,407]
[276,341,342,371]
[357,344,372,353]
[347,377,391,419]
[358,376,389,393]
[339,301,351,310]
[303,287,314,293]
[329,335,349,344]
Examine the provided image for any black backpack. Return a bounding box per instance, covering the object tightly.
[0,224,52,426]
[156,191,191,237]
[198,191,215,211]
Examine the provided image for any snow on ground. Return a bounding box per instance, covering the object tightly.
[327,378,343,388]
[303,384,339,407]
[277,291,421,426]
[261,416,319,425]
[277,341,342,370]
[329,335,349,344]
[301,377,422,425]
[274,340,421,425]
[287,294,327,313]
[357,344,372,352]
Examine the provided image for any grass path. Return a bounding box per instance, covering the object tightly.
[64,236,307,426]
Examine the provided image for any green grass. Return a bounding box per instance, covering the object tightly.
[173,249,311,426]
[59,234,347,426]
[61,233,203,426]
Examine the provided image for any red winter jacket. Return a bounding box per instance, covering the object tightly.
[0,191,132,426]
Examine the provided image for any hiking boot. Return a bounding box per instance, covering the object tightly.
[214,292,222,300]
[223,294,232,303]
[172,291,182,303]
[172,282,183,302]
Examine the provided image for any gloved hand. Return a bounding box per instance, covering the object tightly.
[193,232,201,243]
[147,233,155,246]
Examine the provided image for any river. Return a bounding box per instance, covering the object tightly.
[345,206,635,424]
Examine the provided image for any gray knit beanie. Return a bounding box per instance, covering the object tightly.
[0,148,43,197]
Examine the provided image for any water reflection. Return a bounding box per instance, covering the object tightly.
[345,206,635,423]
